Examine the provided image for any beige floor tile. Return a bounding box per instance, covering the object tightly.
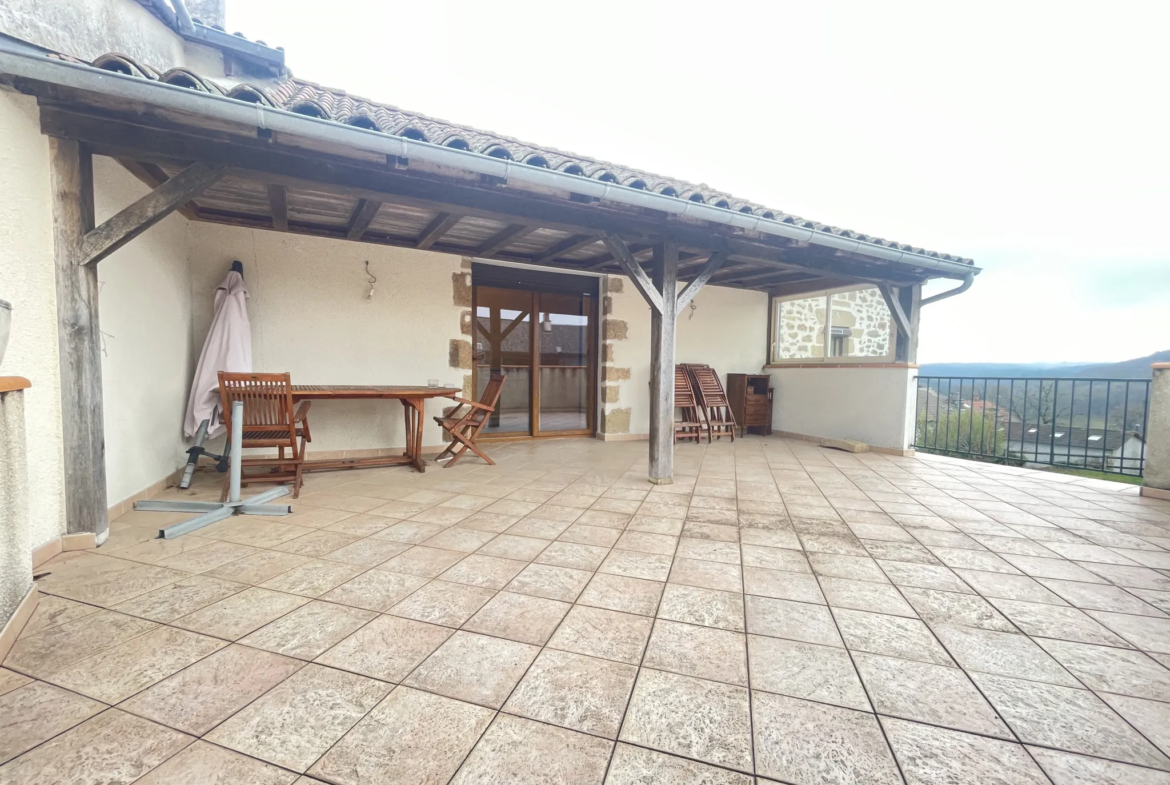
[439,554,527,589]
[657,583,745,631]
[241,601,376,660]
[620,668,752,772]
[459,511,521,533]
[274,530,360,558]
[644,619,747,686]
[18,595,100,638]
[321,569,427,611]
[535,541,609,571]
[855,651,1011,737]
[4,610,158,679]
[374,520,446,544]
[316,615,453,682]
[0,682,104,765]
[112,575,245,622]
[405,630,538,708]
[48,625,225,704]
[745,595,843,647]
[463,591,570,645]
[206,664,390,772]
[203,550,311,585]
[282,507,359,529]
[0,709,192,785]
[310,686,493,785]
[753,693,901,784]
[604,743,753,784]
[389,580,495,627]
[121,643,303,735]
[578,573,664,617]
[380,546,467,578]
[321,537,411,567]
[34,552,186,607]
[549,605,653,664]
[559,523,622,547]
[134,740,298,785]
[505,563,592,601]
[173,587,310,640]
[0,670,30,697]
[477,533,551,561]
[259,559,366,598]
[668,557,742,592]
[155,540,257,573]
[107,535,215,565]
[322,513,392,537]
[422,527,497,553]
[819,576,917,617]
[507,517,574,540]
[884,719,1049,785]
[601,549,674,582]
[450,714,613,785]
[505,648,637,738]
[199,519,317,548]
[298,493,386,513]
[749,634,870,711]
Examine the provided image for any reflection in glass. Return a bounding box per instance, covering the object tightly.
[537,292,591,433]
[475,287,532,433]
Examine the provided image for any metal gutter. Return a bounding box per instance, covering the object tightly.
[0,45,977,279]
[920,272,975,306]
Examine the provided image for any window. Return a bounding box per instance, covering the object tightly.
[770,285,896,364]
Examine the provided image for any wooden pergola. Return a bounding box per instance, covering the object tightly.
[1,48,976,541]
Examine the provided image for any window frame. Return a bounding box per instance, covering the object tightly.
[768,284,898,365]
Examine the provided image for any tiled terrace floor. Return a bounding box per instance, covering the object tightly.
[5,436,1170,784]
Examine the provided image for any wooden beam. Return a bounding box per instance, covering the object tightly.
[676,252,727,310]
[79,161,226,266]
[50,138,108,540]
[768,277,855,298]
[116,159,201,220]
[648,241,679,484]
[477,224,536,257]
[416,211,462,250]
[267,184,289,231]
[532,234,597,265]
[345,197,382,241]
[604,234,663,314]
[879,283,913,342]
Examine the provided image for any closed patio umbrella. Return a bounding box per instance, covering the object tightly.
[183,261,253,438]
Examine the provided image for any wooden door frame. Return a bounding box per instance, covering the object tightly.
[473,279,598,441]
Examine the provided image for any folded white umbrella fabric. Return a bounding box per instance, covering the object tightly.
[183,267,253,438]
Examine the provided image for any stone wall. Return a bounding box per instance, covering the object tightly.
[777,286,891,360]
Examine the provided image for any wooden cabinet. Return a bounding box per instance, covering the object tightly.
[726,374,773,437]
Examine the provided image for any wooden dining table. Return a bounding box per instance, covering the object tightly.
[291,384,461,473]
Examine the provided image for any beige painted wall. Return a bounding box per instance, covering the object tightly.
[188,224,465,453]
[603,275,769,437]
[94,157,194,506]
[0,91,65,550]
[768,366,917,450]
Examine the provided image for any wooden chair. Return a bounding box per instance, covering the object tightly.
[674,364,705,444]
[683,364,736,442]
[217,371,312,500]
[433,373,506,467]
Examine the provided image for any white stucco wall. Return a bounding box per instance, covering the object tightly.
[768,366,917,451]
[94,157,194,506]
[188,224,465,453]
[0,91,66,550]
[604,277,768,437]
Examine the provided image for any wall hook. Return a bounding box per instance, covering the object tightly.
[365,260,377,301]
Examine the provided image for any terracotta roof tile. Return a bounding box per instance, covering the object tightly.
[82,51,972,264]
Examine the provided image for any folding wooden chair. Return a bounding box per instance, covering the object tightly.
[433,373,506,467]
[674,364,705,444]
[217,371,312,499]
[683,364,736,442]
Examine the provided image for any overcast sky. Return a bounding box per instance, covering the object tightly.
[229,0,1169,364]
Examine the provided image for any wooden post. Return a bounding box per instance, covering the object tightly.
[648,241,679,484]
[50,138,109,540]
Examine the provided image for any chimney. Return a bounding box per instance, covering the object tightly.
[184,0,226,29]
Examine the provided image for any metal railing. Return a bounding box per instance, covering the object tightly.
[914,376,1150,477]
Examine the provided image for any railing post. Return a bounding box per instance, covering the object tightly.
[1142,364,1170,499]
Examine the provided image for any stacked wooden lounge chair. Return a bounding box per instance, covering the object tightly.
[682,363,736,442]
[674,365,705,444]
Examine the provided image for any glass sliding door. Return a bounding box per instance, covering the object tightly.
[535,291,595,435]
[472,265,598,439]
[474,286,533,435]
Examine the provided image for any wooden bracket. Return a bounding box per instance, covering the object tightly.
[603,233,663,314]
[878,283,912,340]
[345,198,383,241]
[267,184,289,231]
[676,252,727,310]
[79,161,226,266]
[416,212,463,250]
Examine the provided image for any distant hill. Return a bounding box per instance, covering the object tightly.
[920,350,1170,380]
